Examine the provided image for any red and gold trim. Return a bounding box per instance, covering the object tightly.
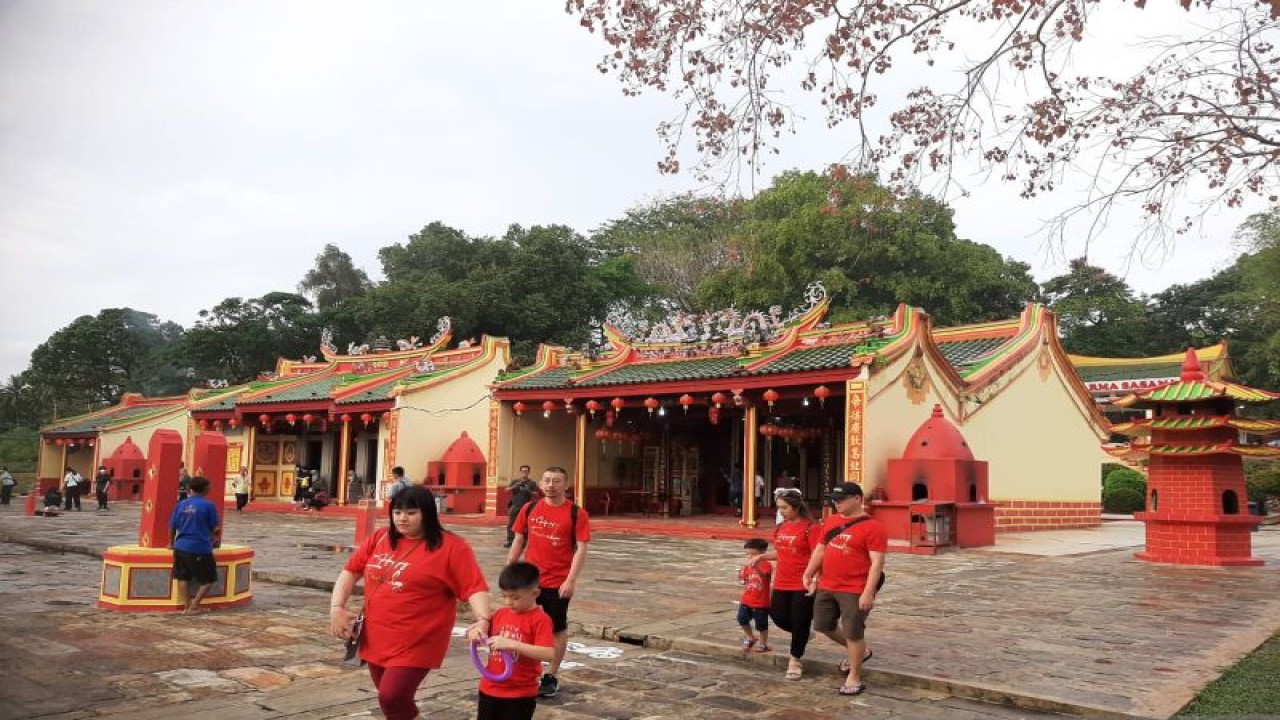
[98,544,255,612]
[844,380,867,483]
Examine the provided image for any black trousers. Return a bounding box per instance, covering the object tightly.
[63,486,81,510]
[769,589,816,659]
[505,504,523,543]
[235,493,249,511]
[96,488,109,509]
[0,485,12,505]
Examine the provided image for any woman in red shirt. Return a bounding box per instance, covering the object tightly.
[330,486,493,720]
[750,488,825,680]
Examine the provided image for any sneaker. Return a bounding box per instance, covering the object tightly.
[538,673,559,698]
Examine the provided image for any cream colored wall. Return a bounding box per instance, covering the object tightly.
[864,351,959,491]
[98,411,191,467]
[508,410,578,484]
[394,354,508,484]
[958,353,1105,502]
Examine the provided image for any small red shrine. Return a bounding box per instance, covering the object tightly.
[424,431,487,514]
[1110,349,1280,566]
[869,404,995,553]
[103,436,146,501]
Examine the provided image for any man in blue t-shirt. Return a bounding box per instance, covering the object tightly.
[169,476,223,615]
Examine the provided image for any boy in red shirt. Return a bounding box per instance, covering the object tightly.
[477,561,555,720]
[738,537,772,652]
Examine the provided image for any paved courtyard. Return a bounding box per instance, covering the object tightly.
[1,503,1278,719]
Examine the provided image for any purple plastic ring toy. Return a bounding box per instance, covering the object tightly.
[470,634,516,682]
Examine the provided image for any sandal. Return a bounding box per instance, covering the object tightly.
[839,649,873,673]
[741,638,756,651]
[785,662,803,680]
[752,644,771,653]
[838,682,867,696]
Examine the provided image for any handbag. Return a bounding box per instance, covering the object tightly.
[342,613,366,667]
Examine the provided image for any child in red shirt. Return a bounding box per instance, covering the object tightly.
[478,561,555,720]
[738,537,773,652]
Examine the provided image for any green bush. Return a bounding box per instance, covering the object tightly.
[1104,467,1147,495]
[1103,485,1146,514]
[1244,460,1280,506]
[1100,462,1128,484]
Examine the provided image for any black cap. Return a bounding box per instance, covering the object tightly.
[824,482,864,501]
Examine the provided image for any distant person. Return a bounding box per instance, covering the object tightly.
[738,537,772,653]
[477,561,555,720]
[169,476,223,615]
[0,466,15,506]
[231,466,251,513]
[724,465,743,513]
[94,465,111,511]
[61,466,83,511]
[802,482,887,696]
[387,465,413,502]
[754,471,766,509]
[504,465,538,548]
[507,466,591,698]
[42,486,63,515]
[293,465,311,508]
[177,462,191,503]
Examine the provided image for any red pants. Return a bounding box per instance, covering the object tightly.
[368,663,430,720]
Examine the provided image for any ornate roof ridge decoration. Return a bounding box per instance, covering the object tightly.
[931,313,1024,341]
[395,335,508,395]
[953,303,1045,382]
[604,281,829,350]
[1112,415,1280,437]
[42,396,189,434]
[316,317,453,363]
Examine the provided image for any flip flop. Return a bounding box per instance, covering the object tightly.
[785,662,803,680]
[839,649,873,673]
[864,649,874,663]
[752,644,771,653]
[837,682,866,696]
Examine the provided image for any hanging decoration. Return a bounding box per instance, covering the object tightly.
[644,397,660,416]
[563,397,576,414]
[341,414,351,423]
[258,414,271,427]
[585,400,602,418]
[763,389,780,409]
[228,418,239,429]
[679,394,695,413]
[814,385,831,407]
[542,400,556,418]
[610,397,626,413]
[360,412,374,427]
[605,410,615,428]
[302,413,314,425]
[711,392,728,409]
[708,407,720,425]
[213,420,222,431]
[513,402,527,417]
[285,413,298,425]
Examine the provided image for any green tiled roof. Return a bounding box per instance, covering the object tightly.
[1075,362,1181,383]
[500,367,574,390]
[337,376,403,405]
[937,337,1008,368]
[751,338,892,374]
[575,358,742,387]
[45,404,180,434]
[238,375,347,405]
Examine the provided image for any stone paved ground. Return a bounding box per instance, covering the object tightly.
[2,503,1279,718]
[0,542,1063,720]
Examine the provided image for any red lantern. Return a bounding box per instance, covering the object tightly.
[285,413,297,425]
[585,400,602,418]
[711,392,728,409]
[213,420,222,431]
[594,428,609,440]
[644,397,660,416]
[228,418,239,428]
[258,414,270,427]
[513,402,527,417]
[340,414,351,423]
[759,423,777,437]
[605,410,615,427]
[55,438,64,446]
[360,412,374,426]
[708,407,720,425]
[542,400,556,418]
[763,388,780,409]
[197,419,208,430]
[814,384,831,407]
[86,439,94,447]
[610,397,626,413]
[678,394,694,413]
[563,397,576,414]
[302,413,315,425]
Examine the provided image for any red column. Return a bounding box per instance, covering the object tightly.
[194,431,229,524]
[138,430,184,548]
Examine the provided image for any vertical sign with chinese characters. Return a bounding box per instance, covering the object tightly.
[844,380,867,484]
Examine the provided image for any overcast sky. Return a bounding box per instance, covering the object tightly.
[0,1,1261,381]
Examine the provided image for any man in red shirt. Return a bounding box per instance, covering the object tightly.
[802,481,887,697]
[507,466,591,698]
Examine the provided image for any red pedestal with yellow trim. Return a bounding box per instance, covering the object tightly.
[98,544,255,612]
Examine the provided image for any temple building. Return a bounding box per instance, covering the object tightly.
[492,284,1111,531]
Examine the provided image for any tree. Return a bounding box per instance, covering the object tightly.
[23,308,184,415]
[171,293,320,383]
[1143,268,1243,355]
[298,244,372,310]
[694,171,1038,325]
[567,0,1280,247]
[592,195,740,311]
[1227,209,1280,390]
[1041,258,1147,356]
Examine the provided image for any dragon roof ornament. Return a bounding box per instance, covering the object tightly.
[605,281,828,347]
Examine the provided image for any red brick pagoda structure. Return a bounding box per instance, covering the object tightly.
[1110,349,1280,566]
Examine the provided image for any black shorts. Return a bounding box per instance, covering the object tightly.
[172,550,217,585]
[477,690,536,720]
[536,587,571,633]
